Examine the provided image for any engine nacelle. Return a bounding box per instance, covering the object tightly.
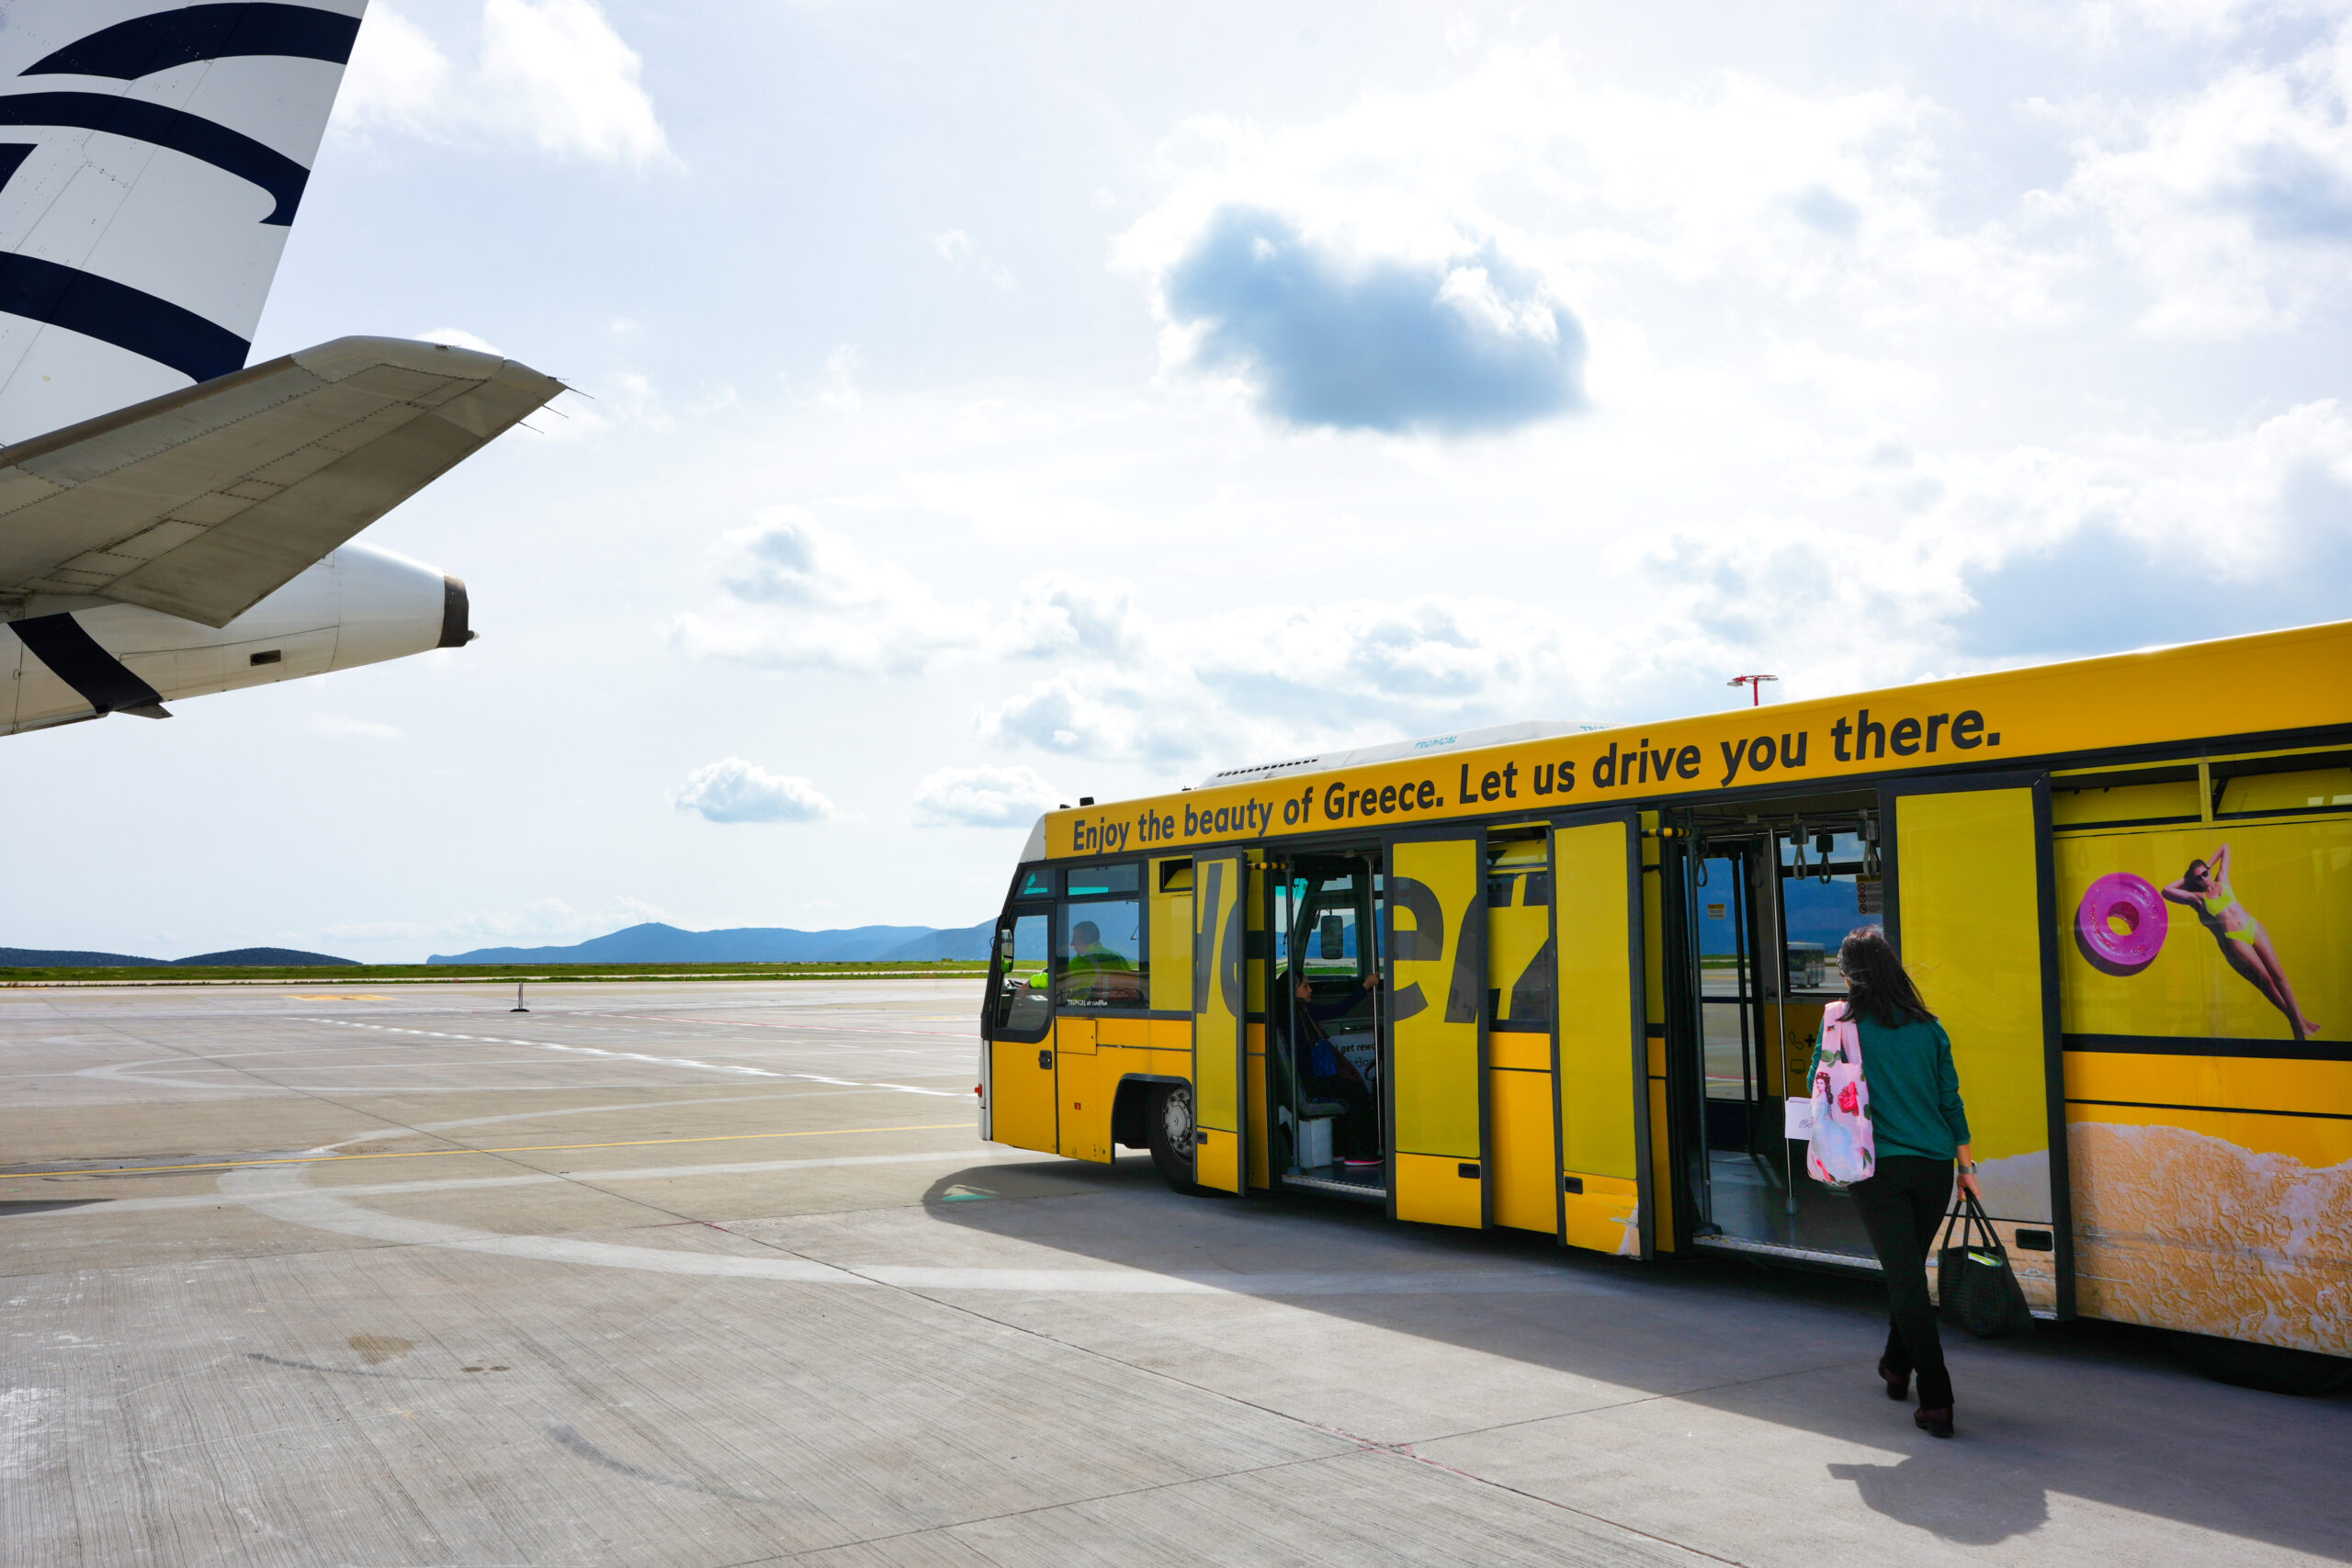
[0,543,469,736]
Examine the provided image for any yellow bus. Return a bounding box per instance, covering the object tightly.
[977,619,2352,1390]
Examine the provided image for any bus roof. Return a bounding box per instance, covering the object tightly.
[1034,617,2352,862]
[1195,717,1614,789]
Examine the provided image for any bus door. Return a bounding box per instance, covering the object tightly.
[1888,778,2068,1315]
[1552,816,1652,1257]
[982,889,1056,1151]
[1384,829,1489,1228]
[1270,854,1385,1198]
[1191,849,1249,1194]
[1486,830,1564,1235]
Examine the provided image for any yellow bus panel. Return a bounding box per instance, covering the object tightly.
[990,1039,1055,1152]
[1897,786,2054,1224]
[2064,1051,2352,1121]
[1489,1031,1550,1071]
[1555,821,1639,1193]
[1562,1171,1640,1256]
[1389,836,1484,1164]
[1488,1066,1556,1233]
[1056,1050,1110,1164]
[1396,1152,1483,1228]
[1193,1130,1240,1192]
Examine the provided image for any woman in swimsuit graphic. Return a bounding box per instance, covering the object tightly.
[2162,843,2320,1040]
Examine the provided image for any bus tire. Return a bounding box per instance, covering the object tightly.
[2168,1332,2352,1396]
[1147,1082,1199,1193]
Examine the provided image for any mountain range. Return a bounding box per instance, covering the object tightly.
[0,947,357,968]
[428,920,995,965]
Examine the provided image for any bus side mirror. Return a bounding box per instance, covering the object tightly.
[1319,915,1345,960]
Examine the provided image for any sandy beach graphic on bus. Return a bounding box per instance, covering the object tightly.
[2054,812,2351,1355]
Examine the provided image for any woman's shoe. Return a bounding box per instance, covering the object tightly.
[1877,1359,1909,1401]
[1914,1406,1954,1438]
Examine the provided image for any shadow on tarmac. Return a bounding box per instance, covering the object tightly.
[916,1152,2348,1555]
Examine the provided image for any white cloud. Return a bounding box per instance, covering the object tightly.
[978,590,1603,766]
[1117,41,2071,413]
[335,3,453,134]
[1156,208,1586,433]
[1638,396,2352,682]
[1002,574,1144,660]
[481,0,672,164]
[324,896,668,945]
[671,758,844,824]
[669,509,989,674]
[820,345,865,412]
[308,714,401,739]
[2055,16,2352,336]
[334,0,674,167]
[929,229,1016,288]
[912,763,1061,827]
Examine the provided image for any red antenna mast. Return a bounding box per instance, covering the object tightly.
[1727,674,1779,707]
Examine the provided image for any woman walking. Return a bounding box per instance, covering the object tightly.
[1829,926,1979,1438]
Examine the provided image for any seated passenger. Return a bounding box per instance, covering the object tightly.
[1062,919,1142,1006]
[1283,964,1382,1167]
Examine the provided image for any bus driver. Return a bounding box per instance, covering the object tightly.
[1062,919,1141,1006]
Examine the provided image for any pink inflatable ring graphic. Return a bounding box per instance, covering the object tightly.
[2076,873,2168,976]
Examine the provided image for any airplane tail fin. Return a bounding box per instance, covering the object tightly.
[0,2,369,444]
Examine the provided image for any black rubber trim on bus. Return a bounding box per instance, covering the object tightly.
[2066,1097,2352,1121]
[2064,1032,2352,1063]
[9,613,168,716]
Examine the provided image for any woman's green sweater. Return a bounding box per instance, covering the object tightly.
[1822,1010,1972,1163]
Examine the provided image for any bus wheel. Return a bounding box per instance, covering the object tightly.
[2168,1332,2352,1396]
[1147,1083,1198,1192]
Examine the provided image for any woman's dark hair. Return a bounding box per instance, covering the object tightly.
[2185,859,2210,883]
[1838,925,1935,1027]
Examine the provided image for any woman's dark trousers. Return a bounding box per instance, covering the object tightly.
[1849,1156,1956,1409]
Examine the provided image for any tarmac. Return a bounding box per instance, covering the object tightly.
[1,977,2343,1567]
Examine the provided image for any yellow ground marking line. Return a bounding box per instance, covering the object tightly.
[0,1122,973,1181]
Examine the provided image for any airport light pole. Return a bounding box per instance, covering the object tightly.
[1728,673,1779,706]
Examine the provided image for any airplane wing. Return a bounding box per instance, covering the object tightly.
[0,335,560,627]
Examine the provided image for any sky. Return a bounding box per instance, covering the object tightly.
[6,0,2352,962]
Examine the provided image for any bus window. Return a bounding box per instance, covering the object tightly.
[1066,863,1140,898]
[1295,873,1369,983]
[1057,865,1146,1009]
[1778,829,1880,996]
[1488,837,1553,1032]
[991,912,1053,1041]
[1694,852,1753,1119]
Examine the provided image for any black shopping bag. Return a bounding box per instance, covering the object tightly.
[1936,1191,2035,1339]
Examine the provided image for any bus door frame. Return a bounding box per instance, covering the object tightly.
[1191,847,1250,1194]
[1381,824,1492,1229]
[1547,807,1656,1258]
[1652,814,1709,1254]
[981,887,1057,1151]
[1275,846,1385,1193]
[1879,769,2075,1319]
